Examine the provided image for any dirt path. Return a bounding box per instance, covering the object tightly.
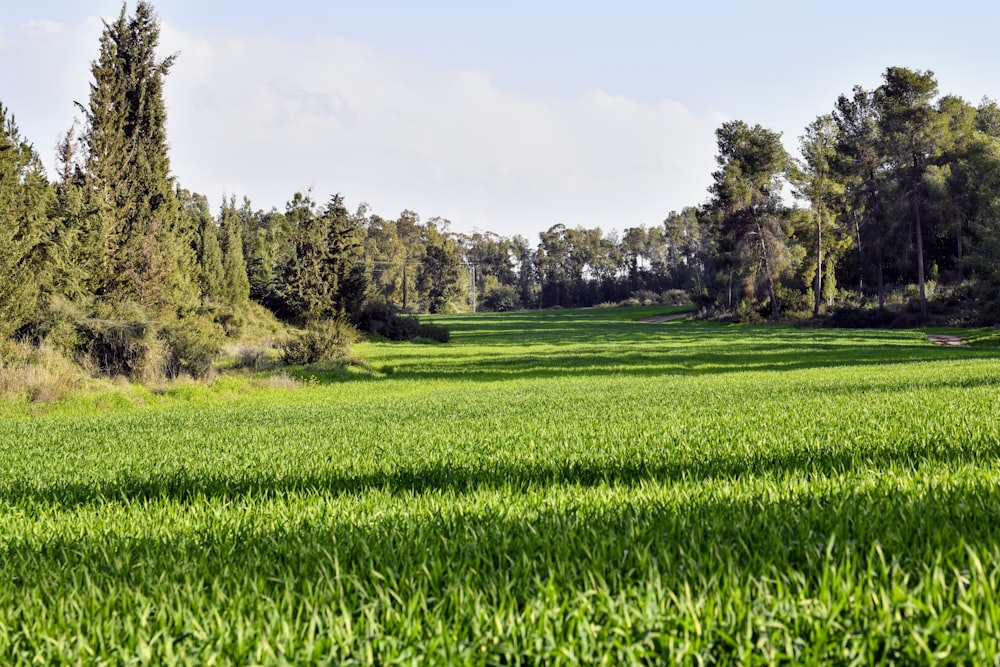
[640,313,693,324]
[927,334,969,347]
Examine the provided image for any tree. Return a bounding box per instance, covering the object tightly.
[278,191,330,323]
[322,195,366,319]
[219,195,250,307]
[833,86,887,305]
[242,206,292,305]
[875,67,945,319]
[180,190,224,303]
[709,121,790,319]
[418,218,462,313]
[0,104,54,338]
[792,115,848,315]
[80,1,196,314]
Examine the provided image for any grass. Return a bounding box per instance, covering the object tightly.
[1,306,999,663]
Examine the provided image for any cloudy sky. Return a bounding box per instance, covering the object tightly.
[3,1,999,238]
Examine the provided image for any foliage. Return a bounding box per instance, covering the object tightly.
[81,1,197,315]
[415,322,451,343]
[709,121,791,320]
[354,302,420,341]
[282,318,359,365]
[823,305,899,329]
[162,316,225,379]
[0,104,53,339]
[73,316,164,382]
[479,282,522,312]
[277,194,365,324]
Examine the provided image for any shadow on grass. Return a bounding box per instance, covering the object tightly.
[378,331,993,383]
[5,474,999,604]
[6,430,999,509]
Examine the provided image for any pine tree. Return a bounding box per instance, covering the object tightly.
[709,120,791,320]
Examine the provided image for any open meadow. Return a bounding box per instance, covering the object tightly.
[2,307,1000,664]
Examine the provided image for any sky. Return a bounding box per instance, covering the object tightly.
[3,1,1000,239]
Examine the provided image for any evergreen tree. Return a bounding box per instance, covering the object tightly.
[0,104,54,338]
[875,67,945,320]
[51,121,104,302]
[792,115,849,315]
[278,192,331,323]
[322,195,366,319]
[180,190,225,302]
[832,85,889,305]
[219,195,250,306]
[80,1,196,314]
[418,219,463,314]
[709,120,791,320]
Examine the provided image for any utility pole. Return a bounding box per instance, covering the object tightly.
[465,260,477,312]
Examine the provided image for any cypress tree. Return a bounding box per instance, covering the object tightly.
[0,104,53,338]
[219,195,250,307]
[278,192,331,323]
[180,190,225,302]
[323,195,366,319]
[81,1,196,315]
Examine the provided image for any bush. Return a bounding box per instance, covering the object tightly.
[231,344,271,371]
[283,319,360,366]
[416,323,451,343]
[162,317,225,379]
[480,284,522,312]
[774,286,812,317]
[74,318,165,382]
[660,289,691,306]
[355,303,420,341]
[629,290,659,306]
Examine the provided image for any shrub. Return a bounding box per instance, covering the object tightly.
[629,290,659,306]
[355,303,420,341]
[660,289,691,306]
[480,284,522,312]
[283,319,360,366]
[231,344,270,371]
[74,318,165,382]
[774,286,812,316]
[162,317,225,379]
[416,323,451,343]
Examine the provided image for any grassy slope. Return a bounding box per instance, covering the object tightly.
[1,308,999,663]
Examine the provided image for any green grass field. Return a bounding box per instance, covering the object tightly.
[2,307,1000,664]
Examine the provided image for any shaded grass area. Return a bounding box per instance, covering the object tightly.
[2,306,1000,663]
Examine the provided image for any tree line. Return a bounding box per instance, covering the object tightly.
[4,3,1000,381]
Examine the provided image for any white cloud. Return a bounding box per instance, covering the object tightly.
[6,20,719,239]
[23,20,65,36]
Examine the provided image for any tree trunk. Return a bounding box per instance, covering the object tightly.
[913,188,927,320]
[854,215,865,293]
[757,223,779,321]
[957,220,964,282]
[813,209,822,317]
[727,271,733,311]
[874,205,885,309]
